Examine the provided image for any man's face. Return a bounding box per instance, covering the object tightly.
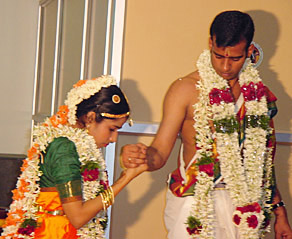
[209,36,254,81]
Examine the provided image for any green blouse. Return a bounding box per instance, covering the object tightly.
[39,137,82,202]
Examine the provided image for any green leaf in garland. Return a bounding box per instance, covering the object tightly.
[80,161,99,173]
[213,116,239,134]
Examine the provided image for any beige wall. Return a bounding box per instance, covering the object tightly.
[111,1,292,239]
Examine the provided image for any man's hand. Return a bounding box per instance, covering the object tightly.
[120,143,147,169]
[274,209,292,239]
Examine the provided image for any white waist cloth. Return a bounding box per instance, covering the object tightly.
[164,188,239,239]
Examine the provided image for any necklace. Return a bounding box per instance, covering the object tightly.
[186,50,274,238]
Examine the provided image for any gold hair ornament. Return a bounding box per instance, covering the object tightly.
[100,112,130,118]
[112,94,120,104]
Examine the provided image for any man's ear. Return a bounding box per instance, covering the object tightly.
[85,112,96,124]
[208,37,213,50]
[247,43,255,58]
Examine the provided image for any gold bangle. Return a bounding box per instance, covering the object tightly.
[99,187,115,211]
[109,186,115,205]
[119,155,127,170]
[100,192,106,211]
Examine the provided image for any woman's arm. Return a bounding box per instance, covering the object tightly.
[62,164,147,229]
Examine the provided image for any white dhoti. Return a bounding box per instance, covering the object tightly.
[164,188,240,239]
[165,146,240,238]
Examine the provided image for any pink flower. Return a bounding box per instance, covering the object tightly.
[186,226,202,235]
[209,88,233,105]
[82,168,99,181]
[241,82,256,101]
[209,88,222,105]
[247,215,258,229]
[233,214,241,225]
[18,225,35,235]
[236,202,261,214]
[256,82,266,100]
[252,202,262,213]
[220,88,234,103]
[198,163,214,177]
[241,82,266,101]
[100,180,109,190]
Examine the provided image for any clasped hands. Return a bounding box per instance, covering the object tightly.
[120,143,148,169]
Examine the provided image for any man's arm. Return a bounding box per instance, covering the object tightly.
[121,76,198,171]
[146,79,188,170]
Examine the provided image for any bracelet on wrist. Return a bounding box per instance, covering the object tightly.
[99,186,115,211]
[272,201,285,210]
[119,155,127,170]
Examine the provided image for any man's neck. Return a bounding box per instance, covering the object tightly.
[229,78,241,102]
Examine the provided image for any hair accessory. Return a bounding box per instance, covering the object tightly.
[272,201,285,210]
[100,112,130,119]
[65,75,117,125]
[112,94,120,104]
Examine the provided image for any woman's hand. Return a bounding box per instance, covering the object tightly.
[122,163,148,181]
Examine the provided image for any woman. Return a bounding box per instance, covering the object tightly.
[1,75,147,238]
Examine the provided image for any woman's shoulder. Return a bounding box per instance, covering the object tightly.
[46,137,78,157]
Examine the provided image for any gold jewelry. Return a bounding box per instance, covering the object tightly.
[109,186,115,205]
[100,191,106,211]
[85,124,90,133]
[100,186,115,211]
[119,155,127,170]
[128,117,134,126]
[100,112,130,118]
[112,94,120,104]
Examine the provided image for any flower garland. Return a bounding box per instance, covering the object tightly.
[187,50,274,238]
[66,75,117,125]
[1,76,117,239]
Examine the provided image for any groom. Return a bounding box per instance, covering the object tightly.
[121,10,292,239]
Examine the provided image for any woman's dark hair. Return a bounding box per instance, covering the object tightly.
[210,10,254,51]
[76,85,130,122]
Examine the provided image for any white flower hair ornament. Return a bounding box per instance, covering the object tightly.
[65,75,119,125]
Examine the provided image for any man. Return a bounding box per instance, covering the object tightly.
[121,10,292,238]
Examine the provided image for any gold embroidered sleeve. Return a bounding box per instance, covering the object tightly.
[56,179,82,203]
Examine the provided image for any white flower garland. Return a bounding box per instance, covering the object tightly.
[66,75,117,125]
[189,50,274,238]
[1,120,108,239]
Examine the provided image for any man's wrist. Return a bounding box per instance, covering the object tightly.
[272,201,285,210]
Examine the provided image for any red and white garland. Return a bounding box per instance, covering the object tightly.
[187,50,274,238]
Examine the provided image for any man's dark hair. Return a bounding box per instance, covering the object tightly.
[210,10,254,50]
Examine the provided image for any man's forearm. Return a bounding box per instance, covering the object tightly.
[146,146,166,171]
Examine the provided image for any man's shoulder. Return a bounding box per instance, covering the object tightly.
[183,70,200,81]
[165,71,200,105]
[170,71,200,90]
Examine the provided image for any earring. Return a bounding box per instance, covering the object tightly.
[86,124,90,133]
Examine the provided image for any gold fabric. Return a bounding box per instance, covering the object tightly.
[56,179,82,203]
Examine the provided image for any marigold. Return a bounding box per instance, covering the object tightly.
[73,79,87,88]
